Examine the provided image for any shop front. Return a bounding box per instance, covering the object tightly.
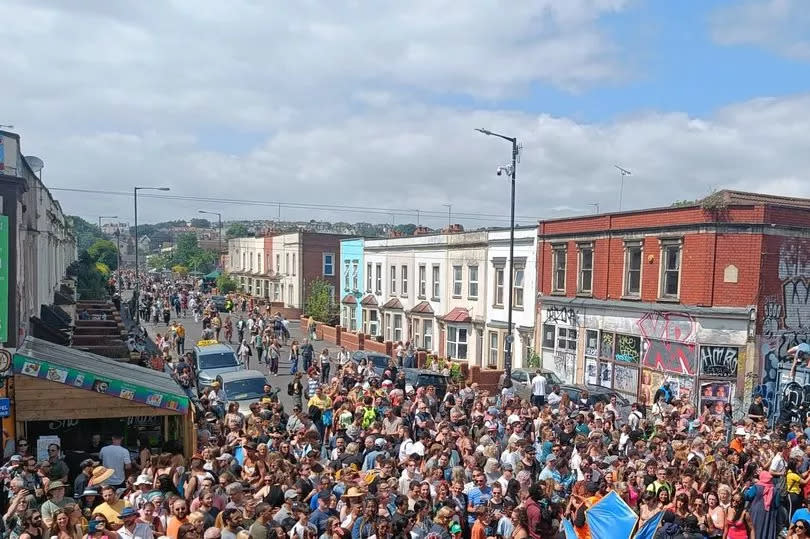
[539,298,751,409]
[10,337,194,463]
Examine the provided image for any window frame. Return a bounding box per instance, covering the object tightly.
[366,262,372,292]
[401,265,408,297]
[322,253,335,276]
[351,261,359,291]
[431,264,440,300]
[343,261,351,290]
[552,245,567,293]
[390,265,397,295]
[423,320,433,351]
[418,265,427,299]
[513,266,525,308]
[393,314,403,342]
[623,241,643,298]
[488,331,500,366]
[375,263,382,294]
[468,265,479,299]
[452,265,463,298]
[446,325,468,360]
[577,243,594,295]
[659,239,683,300]
[494,267,504,307]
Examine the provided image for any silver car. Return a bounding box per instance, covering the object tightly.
[499,368,564,401]
[194,342,244,391]
[216,370,270,415]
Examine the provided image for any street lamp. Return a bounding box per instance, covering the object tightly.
[476,127,518,384]
[98,215,118,232]
[134,186,170,324]
[198,210,223,263]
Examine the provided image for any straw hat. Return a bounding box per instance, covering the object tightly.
[343,486,366,498]
[47,480,66,492]
[89,466,114,486]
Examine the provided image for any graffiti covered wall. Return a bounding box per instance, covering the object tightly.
[758,237,810,421]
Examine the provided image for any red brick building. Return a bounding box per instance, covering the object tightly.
[536,190,810,418]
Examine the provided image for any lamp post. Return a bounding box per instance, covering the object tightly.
[134,186,170,324]
[476,128,518,384]
[198,210,223,264]
[113,228,122,292]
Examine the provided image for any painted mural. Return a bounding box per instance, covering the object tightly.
[759,238,810,421]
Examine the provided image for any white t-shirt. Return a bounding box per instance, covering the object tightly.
[99,444,131,485]
[770,453,787,476]
[531,374,547,397]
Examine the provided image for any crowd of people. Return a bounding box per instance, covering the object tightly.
[5,274,810,539]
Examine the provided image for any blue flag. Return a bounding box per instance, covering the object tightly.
[633,510,664,539]
[562,519,578,539]
[586,491,638,539]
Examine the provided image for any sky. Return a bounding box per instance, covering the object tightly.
[3,0,810,229]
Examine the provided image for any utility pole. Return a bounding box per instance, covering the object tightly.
[615,165,631,211]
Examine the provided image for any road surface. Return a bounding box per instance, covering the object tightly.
[141,309,314,412]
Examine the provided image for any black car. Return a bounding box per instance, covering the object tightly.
[561,384,631,416]
[403,368,450,399]
[351,350,393,375]
[210,295,227,311]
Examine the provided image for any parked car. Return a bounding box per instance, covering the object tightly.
[351,350,393,375]
[403,368,451,399]
[210,295,227,311]
[217,370,269,415]
[498,368,564,401]
[560,384,631,416]
[194,342,243,392]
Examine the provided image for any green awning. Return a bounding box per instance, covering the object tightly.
[12,337,189,414]
[203,269,222,280]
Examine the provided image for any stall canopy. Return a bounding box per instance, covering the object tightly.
[203,269,222,280]
[12,336,189,420]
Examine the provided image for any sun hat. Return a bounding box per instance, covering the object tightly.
[47,480,66,492]
[134,474,152,486]
[343,486,366,498]
[216,453,233,461]
[735,427,747,436]
[81,488,99,497]
[204,412,217,423]
[89,466,115,486]
[120,507,138,519]
[284,489,299,500]
[10,455,22,462]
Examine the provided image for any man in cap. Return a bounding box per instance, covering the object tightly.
[117,506,153,539]
[273,489,299,527]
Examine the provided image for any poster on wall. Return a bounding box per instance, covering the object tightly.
[554,351,576,384]
[585,358,598,385]
[699,381,734,415]
[614,364,639,398]
[599,361,612,388]
[614,334,641,363]
[599,332,614,359]
[699,346,739,378]
[640,368,694,405]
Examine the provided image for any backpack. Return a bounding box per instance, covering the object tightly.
[287,382,295,396]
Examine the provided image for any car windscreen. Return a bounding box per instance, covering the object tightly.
[545,371,563,385]
[417,374,447,387]
[224,378,266,400]
[366,355,390,369]
[198,352,239,370]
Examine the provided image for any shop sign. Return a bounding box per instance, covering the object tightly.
[12,353,189,414]
[0,397,9,417]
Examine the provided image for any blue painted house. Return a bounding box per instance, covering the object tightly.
[339,238,364,331]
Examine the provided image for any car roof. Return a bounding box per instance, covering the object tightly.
[194,343,235,354]
[405,368,449,378]
[217,370,267,382]
[354,350,390,358]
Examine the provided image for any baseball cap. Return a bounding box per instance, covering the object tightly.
[284,489,299,499]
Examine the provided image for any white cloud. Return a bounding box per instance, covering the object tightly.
[2,1,810,229]
[710,0,810,59]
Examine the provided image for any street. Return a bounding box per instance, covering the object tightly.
[141,310,309,412]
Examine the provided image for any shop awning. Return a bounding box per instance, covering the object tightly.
[12,337,189,415]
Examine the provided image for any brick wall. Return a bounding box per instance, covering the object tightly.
[301,233,353,306]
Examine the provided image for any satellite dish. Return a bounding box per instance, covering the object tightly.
[25,156,44,174]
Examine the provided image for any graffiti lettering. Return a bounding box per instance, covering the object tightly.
[781,382,810,422]
[554,351,576,384]
[638,312,697,375]
[615,334,641,363]
[47,418,79,431]
[784,278,810,329]
[599,332,614,359]
[700,346,739,377]
[546,305,579,327]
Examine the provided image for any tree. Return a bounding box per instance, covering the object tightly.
[68,216,105,252]
[226,223,250,239]
[172,264,189,277]
[76,251,109,300]
[190,218,211,228]
[148,253,171,270]
[188,250,217,273]
[87,239,118,270]
[216,273,238,293]
[304,279,338,324]
[174,233,200,262]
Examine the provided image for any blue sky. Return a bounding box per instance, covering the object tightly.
[4,0,810,226]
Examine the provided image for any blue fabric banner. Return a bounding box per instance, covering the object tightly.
[633,510,664,539]
[586,491,638,539]
[562,519,578,539]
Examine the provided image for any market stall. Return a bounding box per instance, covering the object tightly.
[9,337,194,462]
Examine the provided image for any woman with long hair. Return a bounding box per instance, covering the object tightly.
[19,509,45,539]
[724,491,754,539]
[48,508,81,539]
[176,522,201,539]
[706,491,726,539]
[790,519,810,539]
[510,506,529,539]
[637,491,661,529]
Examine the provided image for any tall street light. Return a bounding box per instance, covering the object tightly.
[198,210,223,264]
[134,186,170,323]
[476,128,518,384]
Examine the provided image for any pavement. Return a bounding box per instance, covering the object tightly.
[141,309,311,412]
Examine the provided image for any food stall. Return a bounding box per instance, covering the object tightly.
[9,337,194,461]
